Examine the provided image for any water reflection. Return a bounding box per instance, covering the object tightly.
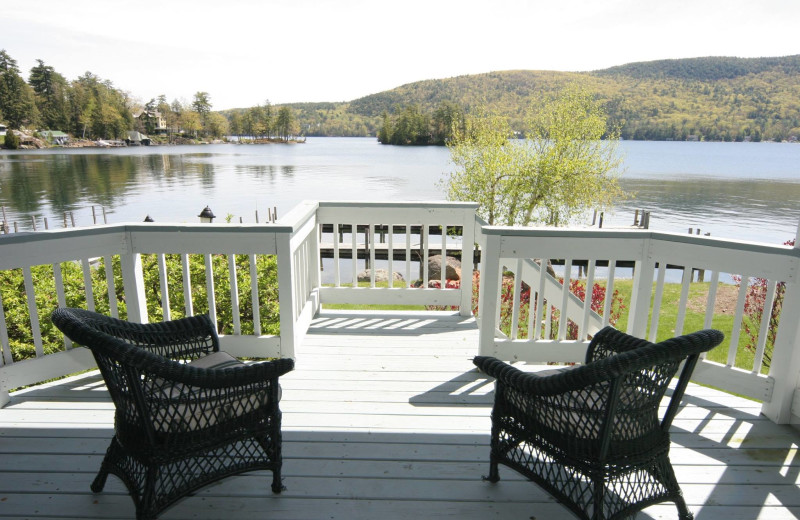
[0,139,798,244]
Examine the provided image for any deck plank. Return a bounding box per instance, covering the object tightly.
[1,310,799,520]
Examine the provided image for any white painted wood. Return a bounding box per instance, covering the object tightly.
[249,254,261,336]
[579,259,596,340]
[0,289,10,366]
[422,225,429,286]
[459,216,476,315]
[752,279,778,373]
[276,231,297,359]
[204,254,216,329]
[440,225,447,288]
[628,259,656,338]
[351,222,358,285]
[692,360,774,402]
[181,253,193,316]
[534,258,547,340]
[728,277,750,367]
[228,254,241,335]
[53,262,72,348]
[387,224,394,289]
[674,263,693,336]
[81,258,94,312]
[332,222,341,287]
[510,258,522,339]
[557,258,572,341]
[762,281,800,423]
[103,255,118,319]
[405,226,411,288]
[649,262,667,342]
[704,270,720,330]
[6,311,792,520]
[120,252,147,324]
[157,254,170,321]
[602,258,616,328]
[478,235,501,356]
[369,224,376,287]
[320,287,461,307]
[22,266,44,357]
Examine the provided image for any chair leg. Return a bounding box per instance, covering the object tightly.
[675,494,694,520]
[90,468,109,493]
[271,469,285,493]
[483,454,500,483]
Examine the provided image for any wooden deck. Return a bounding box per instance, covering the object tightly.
[2,310,799,519]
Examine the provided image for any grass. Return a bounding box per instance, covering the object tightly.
[321,281,428,312]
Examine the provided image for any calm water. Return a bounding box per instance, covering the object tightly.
[1,138,799,245]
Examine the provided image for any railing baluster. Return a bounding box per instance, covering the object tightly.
[405,226,411,288]
[752,279,778,373]
[52,263,72,349]
[602,259,616,328]
[557,259,573,340]
[181,254,193,316]
[228,254,241,335]
[250,254,261,336]
[81,258,94,312]
[579,259,597,340]
[511,259,523,340]
[649,262,667,342]
[388,224,394,288]
[728,275,750,367]
[351,223,358,286]
[704,271,720,329]
[535,258,547,340]
[103,255,118,318]
[0,289,12,365]
[204,254,217,330]
[674,264,693,336]
[441,224,447,289]
[157,254,170,321]
[333,222,341,287]
[23,266,44,357]
[370,224,376,288]
[423,225,429,286]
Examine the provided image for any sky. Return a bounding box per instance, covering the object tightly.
[2,0,799,110]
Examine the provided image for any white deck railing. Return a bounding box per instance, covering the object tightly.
[1,201,799,426]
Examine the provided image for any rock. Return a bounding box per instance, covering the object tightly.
[428,255,461,281]
[357,269,404,283]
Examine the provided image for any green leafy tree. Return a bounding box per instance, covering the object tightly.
[275,106,298,141]
[206,112,229,139]
[3,130,19,149]
[0,50,38,129]
[29,59,69,130]
[192,91,212,134]
[444,85,625,226]
[431,100,465,145]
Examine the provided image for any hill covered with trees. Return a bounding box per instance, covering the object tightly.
[290,55,800,142]
[2,50,799,144]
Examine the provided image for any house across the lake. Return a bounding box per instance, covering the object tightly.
[0,124,6,137]
[39,130,70,145]
[126,130,151,146]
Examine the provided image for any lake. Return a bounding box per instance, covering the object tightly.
[1,138,799,245]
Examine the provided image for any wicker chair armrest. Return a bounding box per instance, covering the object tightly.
[585,326,653,363]
[473,356,592,396]
[144,357,295,390]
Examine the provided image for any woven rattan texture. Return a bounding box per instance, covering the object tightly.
[51,308,294,520]
[474,326,724,520]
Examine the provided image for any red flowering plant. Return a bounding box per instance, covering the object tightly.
[732,239,794,370]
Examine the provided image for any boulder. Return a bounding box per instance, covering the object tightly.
[427,255,461,281]
[357,269,404,283]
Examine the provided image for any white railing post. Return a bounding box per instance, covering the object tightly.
[761,231,800,424]
[459,212,476,316]
[627,258,655,338]
[120,251,148,324]
[276,232,297,359]
[478,233,501,356]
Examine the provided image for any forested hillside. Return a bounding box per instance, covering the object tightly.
[291,56,800,142]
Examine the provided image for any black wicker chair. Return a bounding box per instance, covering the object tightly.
[51,308,295,520]
[474,326,724,520]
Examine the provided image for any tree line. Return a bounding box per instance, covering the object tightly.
[0,49,300,145]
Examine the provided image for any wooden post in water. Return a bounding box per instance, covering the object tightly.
[92,206,97,225]
[31,215,37,232]
[598,212,604,229]
[63,212,68,228]
[634,210,640,227]
[1,206,7,233]
[102,206,107,224]
[44,217,49,230]
[255,209,259,223]
[591,210,597,226]
[70,212,75,227]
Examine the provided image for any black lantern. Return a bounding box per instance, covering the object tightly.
[198,206,216,223]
